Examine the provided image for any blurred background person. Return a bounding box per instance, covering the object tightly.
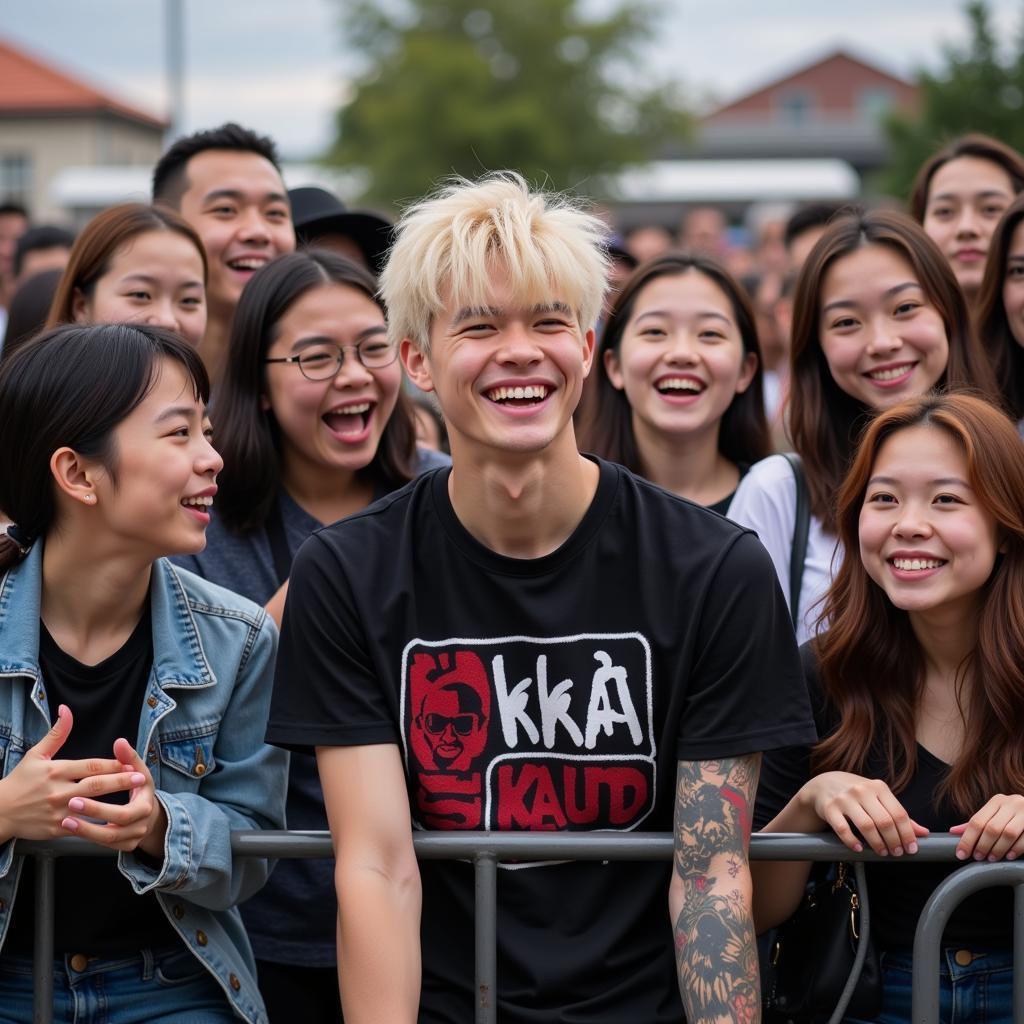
[0,202,29,337]
[0,268,63,362]
[288,185,394,277]
[12,225,74,290]
[784,201,846,271]
[910,133,1024,307]
[625,223,672,264]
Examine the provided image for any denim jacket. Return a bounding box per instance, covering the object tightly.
[0,543,288,1024]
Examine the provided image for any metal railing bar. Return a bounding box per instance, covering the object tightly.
[911,861,1024,1022]
[20,831,972,861]
[474,854,497,1024]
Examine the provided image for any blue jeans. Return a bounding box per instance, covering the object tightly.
[0,947,238,1024]
[845,947,1013,1024]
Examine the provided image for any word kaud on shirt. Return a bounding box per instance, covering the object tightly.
[401,635,657,833]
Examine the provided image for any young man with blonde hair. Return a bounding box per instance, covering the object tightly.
[267,173,814,1023]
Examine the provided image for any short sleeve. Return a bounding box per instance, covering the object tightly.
[675,531,817,760]
[752,644,825,829]
[265,532,399,753]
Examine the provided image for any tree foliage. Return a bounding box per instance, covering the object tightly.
[881,1,1024,196]
[326,0,690,207]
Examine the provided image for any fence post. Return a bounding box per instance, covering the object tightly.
[32,851,55,1024]
[911,861,1024,1023]
[475,853,497,1024]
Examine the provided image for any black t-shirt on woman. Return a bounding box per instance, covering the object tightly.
[5,608,178,955]
[753,643,1012,951]
[267,457,816,1023]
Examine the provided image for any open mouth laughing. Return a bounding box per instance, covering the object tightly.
[485,384,550,408]
[322,400,374,440]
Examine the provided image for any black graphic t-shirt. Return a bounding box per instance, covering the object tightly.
[267,457,817,1023]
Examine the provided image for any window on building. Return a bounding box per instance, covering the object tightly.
[0,154,32,204]
[859,87,893,121]
[778,91,813,124]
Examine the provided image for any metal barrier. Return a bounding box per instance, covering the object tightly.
[16,831,1024,1024]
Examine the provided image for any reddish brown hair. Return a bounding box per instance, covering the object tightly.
[908,133,1024,224]
[812,392,1024,814]
[789,209,998,532]
[46,203,207,329]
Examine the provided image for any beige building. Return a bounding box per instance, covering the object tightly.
[0,38,166,223]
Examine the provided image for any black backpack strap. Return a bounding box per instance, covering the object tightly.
[780,453,810,629]
[266,499,292,587]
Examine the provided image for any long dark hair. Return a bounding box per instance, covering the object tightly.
[213,249,416,533]
[46,203,207,328]
[579,252,770,473]
[974,193,1024,421]
[813,392,1024,815]
[908,133,1024,224]
[0,323,209,570]
[789,209,998,533]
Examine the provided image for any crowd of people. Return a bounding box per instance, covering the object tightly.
[0,121,1023,1024]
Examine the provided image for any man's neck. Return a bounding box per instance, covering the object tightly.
[199,308,233,391]
[447,431,600,559]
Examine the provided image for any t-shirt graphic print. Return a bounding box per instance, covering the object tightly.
[402,634,655,834]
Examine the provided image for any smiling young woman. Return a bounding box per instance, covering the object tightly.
[727,209,998,642]
[579,253,770,514]
[753,392,1024,1024]
[0,323,286,1024]
[170,247,447,1024]
[46,203,208,349]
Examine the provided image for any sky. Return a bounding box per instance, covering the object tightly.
[1,0,1021,159]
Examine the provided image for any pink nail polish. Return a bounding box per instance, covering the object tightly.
[61,817,78,831]
[908,843,918,854]
[956,849,967,860]
[130,773,146,785]
[68,798,84,812]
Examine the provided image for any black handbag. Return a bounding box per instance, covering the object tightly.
[764,861,883,1024]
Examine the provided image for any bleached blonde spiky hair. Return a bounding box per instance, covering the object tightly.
[379,172,609,354]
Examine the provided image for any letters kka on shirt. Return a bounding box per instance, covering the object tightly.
[401,634,655,836]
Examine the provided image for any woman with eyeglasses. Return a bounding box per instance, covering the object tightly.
[172,248,447,1023]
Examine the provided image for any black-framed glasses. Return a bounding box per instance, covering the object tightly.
[265,336,398,380]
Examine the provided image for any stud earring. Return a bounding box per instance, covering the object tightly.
[85,495,96,504]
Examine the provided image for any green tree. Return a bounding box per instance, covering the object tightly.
[881,1,1024,197]
[326,0,689,207]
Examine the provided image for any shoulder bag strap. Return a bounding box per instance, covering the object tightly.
[780,452,810,629]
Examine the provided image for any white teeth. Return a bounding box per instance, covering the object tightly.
[182,496,213,508]
[657,377,703,392]
[327,403,370,415]
[487,385,549,402]
[892,557,944,570]
[229,258,266,270]
[868,365,913,381]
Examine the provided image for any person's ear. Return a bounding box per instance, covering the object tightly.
[402,338,435,394]
[580,326,596,378]
[734,351,759,395]
[49,447,101,508]
[603,346,625,391]
[71,287,90,324]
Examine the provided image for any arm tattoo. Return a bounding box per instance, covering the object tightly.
[673,755,761,1024]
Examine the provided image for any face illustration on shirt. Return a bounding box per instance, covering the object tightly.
[410,650,491,773]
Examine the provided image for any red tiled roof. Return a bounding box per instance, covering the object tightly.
[0,37,167,129]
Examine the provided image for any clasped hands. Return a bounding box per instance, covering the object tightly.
[0,704,167,858]
[799,771,1024,863]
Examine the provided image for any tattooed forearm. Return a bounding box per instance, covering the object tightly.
[671,755,761,1024]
